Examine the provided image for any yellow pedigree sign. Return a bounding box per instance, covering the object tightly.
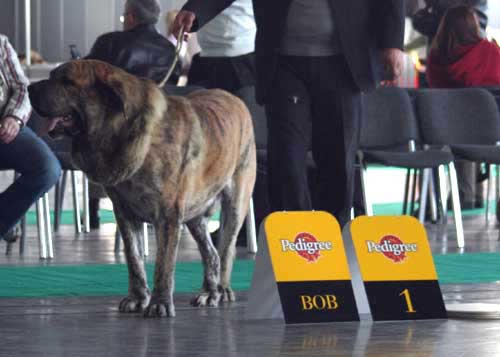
[350,216,437,282]
[265,211,351,282]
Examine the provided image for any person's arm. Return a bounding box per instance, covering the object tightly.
[1,38,31,126]
[172,0,237,36]
[377,1,406,82]
[85,34,112,61]
[377,0,406,50]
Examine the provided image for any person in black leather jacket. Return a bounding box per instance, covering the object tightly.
[86,0,179,84]
[85,0,179,228]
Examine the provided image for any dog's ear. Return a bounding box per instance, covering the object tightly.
[94,63,129,118]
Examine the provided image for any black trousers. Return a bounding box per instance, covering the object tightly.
[266,55,362,227]
[188,52,256,93]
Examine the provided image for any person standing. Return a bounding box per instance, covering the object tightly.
[187,0,256,93]
[172,1,405,226]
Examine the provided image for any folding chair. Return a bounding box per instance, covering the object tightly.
[358,87,464,248]
[416,88,500,224]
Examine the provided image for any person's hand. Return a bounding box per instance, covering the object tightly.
[171,10,196,38]
[380,48,404,86]
[0,117,22,144]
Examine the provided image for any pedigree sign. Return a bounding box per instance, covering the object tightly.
[349,216,446,321]
[264,211,359,324]
[266,211,351,282]
[351,216,437,282]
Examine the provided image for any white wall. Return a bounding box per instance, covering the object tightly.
[0,0,186,62]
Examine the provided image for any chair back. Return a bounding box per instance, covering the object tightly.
[416,88,500,145]
[360,87,419,150]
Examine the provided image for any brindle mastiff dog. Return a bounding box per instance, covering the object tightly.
[29,60,256,318]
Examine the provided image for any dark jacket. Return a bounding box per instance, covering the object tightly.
[182,0,405,104]
[86,24,179,84]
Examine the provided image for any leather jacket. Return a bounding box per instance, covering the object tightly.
[86,24,179,84]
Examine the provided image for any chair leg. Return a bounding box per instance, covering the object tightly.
[246,198,257,254]
[217,211,224,251]
[43,193,54,259]
[36,198,48,259]
[486,164,494,222]
[428,171,438,223]
[448,163,465,248]
[19,215,26,255]
[82,174,90,233]
[360,164,373,216]
[496,165,500,219]
[142,223,149,257]
[54,178,61,232]
[410,169,419,216]
[418,169,430,224]
[438,165,448,222]
[71,171,82,234]
[114,227,121,253]
[60,171,67,217]
[402,168,412,215]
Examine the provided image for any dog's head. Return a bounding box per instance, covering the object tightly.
[29,60,142,139]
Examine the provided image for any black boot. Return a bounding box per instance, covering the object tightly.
[89,198,100,229]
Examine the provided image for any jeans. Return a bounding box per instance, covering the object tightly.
[0,126,61,238]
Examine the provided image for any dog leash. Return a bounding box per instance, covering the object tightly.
[158,25,185,88]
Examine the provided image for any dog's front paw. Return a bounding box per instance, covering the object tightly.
[119,294,150,313]
[220,286,236,302]
[144,299,176,318]
[190,290,222,307]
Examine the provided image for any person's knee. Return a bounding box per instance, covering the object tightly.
[37,153,62,191]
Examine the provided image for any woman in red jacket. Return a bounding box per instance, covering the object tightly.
[427,5,500,88]
[427,5,500,209]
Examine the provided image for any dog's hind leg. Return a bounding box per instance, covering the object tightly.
[187,215,221,307]
[219,165,256,302]
[113,210,151,313]
[144,214,182,318]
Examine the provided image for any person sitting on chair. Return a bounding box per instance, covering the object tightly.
[86,0,180,228]
[86,0,179,84]
[426,6,500,210]
[0,34,61,242]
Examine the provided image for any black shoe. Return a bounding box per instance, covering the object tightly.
[209,229,248,247]
[236,229,247,247]
[2,224,21,243]
[412,207,439,223]
[210,229,219,247]
[89,198,100,229]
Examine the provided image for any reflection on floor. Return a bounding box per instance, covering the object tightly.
[1,214,500,356]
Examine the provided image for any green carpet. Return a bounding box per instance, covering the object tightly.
[24,200,495,227]
[24,209,222,226]
[372,201,497,216]
[1,253,500,298]
[0,260,253,298]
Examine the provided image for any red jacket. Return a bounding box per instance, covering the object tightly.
[427,39,500,88]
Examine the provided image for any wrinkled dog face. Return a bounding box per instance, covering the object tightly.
[28,60,127,139]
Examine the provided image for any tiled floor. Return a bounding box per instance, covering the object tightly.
[0,215,499,356]
[3,164,500,355]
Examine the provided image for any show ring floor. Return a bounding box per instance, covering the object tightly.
[2,213,500,356]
